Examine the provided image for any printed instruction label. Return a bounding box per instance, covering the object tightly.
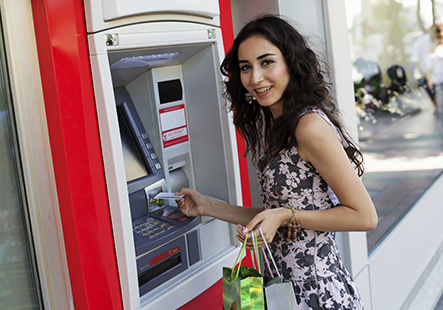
[159,104,189,148]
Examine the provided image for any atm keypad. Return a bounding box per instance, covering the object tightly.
[133,217,175,239]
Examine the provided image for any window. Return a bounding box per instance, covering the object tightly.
[0,18,43,309]
[345,0,443,251]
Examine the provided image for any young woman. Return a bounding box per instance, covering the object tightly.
[176,14,377,309]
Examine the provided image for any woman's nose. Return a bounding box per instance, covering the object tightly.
[251,68,264,84]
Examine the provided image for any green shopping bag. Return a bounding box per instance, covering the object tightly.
[223,232,265,310]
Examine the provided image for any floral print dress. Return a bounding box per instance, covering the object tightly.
[256,109,363,310]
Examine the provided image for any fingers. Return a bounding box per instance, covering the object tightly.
[175,188,190,215]
[236,226,266,249]
[237,221,276,247]
[241,213,264,234]
[174,188,206,218]
[175,187,192,198]
[236,224,245,236]
[175,188,193,204]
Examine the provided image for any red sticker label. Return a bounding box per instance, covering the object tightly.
[150,246,181,266]
[159,104,189,148]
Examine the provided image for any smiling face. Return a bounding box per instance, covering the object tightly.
[238,35,290,118]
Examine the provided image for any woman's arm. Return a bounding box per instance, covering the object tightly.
[176,187,264,226]
[240,113,377,245]
[293,113,378,232]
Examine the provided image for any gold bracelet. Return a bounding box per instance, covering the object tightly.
[282,204,301,242]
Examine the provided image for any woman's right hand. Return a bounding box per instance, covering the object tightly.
[235,207,291,248]
[175,188,209,217]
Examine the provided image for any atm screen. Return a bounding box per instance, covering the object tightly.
[117,105,151,182]
[114,87,164,196]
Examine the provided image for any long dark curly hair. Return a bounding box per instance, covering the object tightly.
[220,14,364,176]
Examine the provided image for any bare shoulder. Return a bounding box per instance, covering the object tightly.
[296,112,342,160]
[296,112,337,143]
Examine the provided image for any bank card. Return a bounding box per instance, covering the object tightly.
[153,192,184,200]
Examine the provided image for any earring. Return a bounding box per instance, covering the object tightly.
[245,92,256,104]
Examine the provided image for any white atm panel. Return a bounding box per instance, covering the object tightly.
[88,21,242,308]
[102,0,219,22]
[84,0,220,33]
[199,219,231,260]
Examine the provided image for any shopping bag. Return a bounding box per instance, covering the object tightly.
[223,232,265,310]
[258,227,298,310]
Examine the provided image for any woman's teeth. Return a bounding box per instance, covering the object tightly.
[255,86,272,93]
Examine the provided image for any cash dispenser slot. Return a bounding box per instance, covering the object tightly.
[138,253,181,287]
[136,235,188,296]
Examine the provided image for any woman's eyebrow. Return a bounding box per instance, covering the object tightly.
[239,53,276,64]
[257,53,276,60]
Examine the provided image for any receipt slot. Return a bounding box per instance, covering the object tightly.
[84,0,242,308]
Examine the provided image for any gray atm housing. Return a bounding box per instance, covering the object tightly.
[109,41,235,296]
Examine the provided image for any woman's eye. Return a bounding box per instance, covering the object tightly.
[262,59,274,66]
[240,64,251,71]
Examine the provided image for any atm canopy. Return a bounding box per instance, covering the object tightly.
[109,43,211,87]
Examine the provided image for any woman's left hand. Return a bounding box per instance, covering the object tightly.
[236,207,291,249]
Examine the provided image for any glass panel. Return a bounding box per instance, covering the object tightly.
[345,0,443,251]
[0,17,42,309]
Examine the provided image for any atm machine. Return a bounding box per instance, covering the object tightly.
[83,1,242,309]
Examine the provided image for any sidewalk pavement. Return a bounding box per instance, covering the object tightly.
[357,90,443,309]
[357,90,443,250]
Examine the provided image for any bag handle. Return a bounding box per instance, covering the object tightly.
[231,232,248,281]
[250,231,261,274]
[231,231,261,282]
[258,226,282,280]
